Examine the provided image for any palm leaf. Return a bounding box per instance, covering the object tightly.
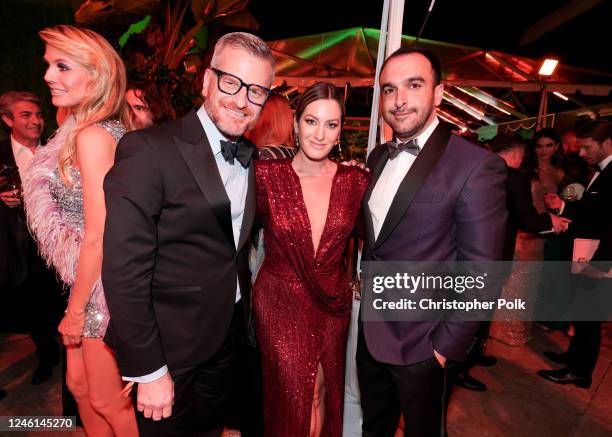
[221,10,258,29]
[162,0,191,65]
[167,22,205,68]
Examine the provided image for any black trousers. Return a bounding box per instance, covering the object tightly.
[225,340,263,436]
[136,302,244,437]
[567,321,601,377]
[0,244,63,366]
[26,254,63,366]
[356,330,448,437]
[456,322,488,374]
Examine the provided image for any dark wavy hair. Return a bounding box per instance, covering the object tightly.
[127,81,176,124]
[576,119,612,142]
[522,127,565,180]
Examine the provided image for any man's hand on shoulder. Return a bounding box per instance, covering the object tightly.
[137,371,174,421]
[340,159,367,170]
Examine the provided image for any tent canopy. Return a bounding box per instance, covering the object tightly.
[269,27,611,93]
[268,27,611,129]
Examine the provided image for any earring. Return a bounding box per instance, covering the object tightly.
[336,138,342,152]
[295,131,300,148]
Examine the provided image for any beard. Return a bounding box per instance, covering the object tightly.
[390,105,436,141]
[204,98,259,140]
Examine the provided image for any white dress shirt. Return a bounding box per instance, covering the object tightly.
[124,106,249,384]
[368,118,439,240]
[11,135,39,178]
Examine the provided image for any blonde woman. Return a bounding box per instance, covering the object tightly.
[23,25,137,436]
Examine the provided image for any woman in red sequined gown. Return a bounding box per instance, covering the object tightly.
[253,83,369,437]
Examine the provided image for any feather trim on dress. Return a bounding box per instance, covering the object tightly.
[22,117,80,288]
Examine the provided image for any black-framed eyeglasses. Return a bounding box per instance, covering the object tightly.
[210,68,272,106]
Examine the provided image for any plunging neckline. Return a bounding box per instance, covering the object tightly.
[289,161,340,262]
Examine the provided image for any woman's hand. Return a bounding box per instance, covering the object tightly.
[58,306,85,346]
[543,193,563,210]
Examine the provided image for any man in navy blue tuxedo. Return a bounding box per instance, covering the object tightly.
[357,48,508,436]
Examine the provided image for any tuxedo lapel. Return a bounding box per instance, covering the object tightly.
[0,140,17,168]
[373,124,451,250]
[587,162,612,194]
[363,146,390,251]
[237,162,256,253]
[174,111,235,249]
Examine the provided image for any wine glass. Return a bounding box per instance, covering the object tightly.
[6,182,22,200]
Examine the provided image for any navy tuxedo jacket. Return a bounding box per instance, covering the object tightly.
[361,123,508,365]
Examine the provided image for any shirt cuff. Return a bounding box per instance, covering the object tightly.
[558,200,566,215]
[122,365,168,383]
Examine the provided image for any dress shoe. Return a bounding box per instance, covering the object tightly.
[453,371,486,392]
[31,362,56,385]
[537,367,591,389]
[0,389,6,400]
[544,351,569,365]
[476,354,497,367]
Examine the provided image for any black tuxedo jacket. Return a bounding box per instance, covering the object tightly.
[562,160,612,265]
[102,110,255,377]
[503,166,552,261]
[361,123,508,365]
[0,139,29,290]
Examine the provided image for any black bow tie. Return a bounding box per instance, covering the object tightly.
[220,139,254,168]
[385,139,420,160]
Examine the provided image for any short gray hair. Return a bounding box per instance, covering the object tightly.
[0,91,41,119]
[210,32,275,72]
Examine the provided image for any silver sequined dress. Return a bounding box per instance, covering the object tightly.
[48,120,126,337]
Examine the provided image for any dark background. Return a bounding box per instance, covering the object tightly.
[1,0,609,138]
[249,0,611,72]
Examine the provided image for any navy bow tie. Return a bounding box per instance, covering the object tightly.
[385,139,420,160]
[220,139,254,168]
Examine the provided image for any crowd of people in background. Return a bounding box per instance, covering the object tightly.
[0,24,610,437]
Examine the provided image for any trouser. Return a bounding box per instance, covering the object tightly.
[356,330,448,437]
[136,302,243,437]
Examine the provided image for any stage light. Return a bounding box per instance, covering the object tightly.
[553,91,569,101]
[539,59,558,76]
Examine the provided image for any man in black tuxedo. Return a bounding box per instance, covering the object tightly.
[357,47,508,436]
[538,119,612,388]
[0,91,62,385]
[102,32,274,435]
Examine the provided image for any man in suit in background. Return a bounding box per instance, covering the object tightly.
[103,32,274,435]
[493,133,570,260]
[0,91,62,385]
[452,133,571,392]
[538,119,612,388]
[357,47,508,436]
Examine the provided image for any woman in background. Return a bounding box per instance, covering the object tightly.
[491,128,567,345]
[245,93,296,159]
[23,25,137,436]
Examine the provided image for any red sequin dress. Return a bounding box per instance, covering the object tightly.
[254,159,369,437]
